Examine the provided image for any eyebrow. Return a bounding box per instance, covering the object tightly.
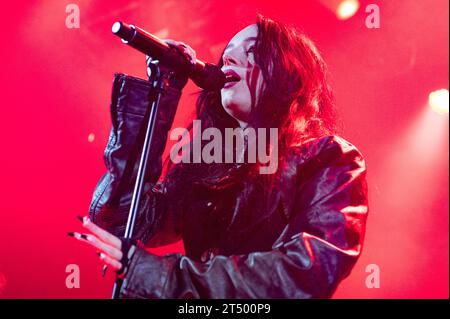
[225,36,257,51]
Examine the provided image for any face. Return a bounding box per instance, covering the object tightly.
[221,24,265,127]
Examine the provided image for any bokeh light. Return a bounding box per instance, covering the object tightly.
[429,89,449,115]
[337,0,360,20]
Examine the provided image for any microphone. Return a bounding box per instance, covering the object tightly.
[112,21,233,91]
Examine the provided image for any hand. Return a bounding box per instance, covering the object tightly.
[68,216,123,272]
[164,39,197,65]
[146,39,197,90]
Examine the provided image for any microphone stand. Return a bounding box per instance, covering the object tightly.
[111,60,166,299]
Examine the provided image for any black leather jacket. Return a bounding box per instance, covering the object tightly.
[89,73,369,299]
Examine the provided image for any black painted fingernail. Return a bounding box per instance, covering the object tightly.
[67,232,75,237]
[76,215,84,223]
[80,234,88,240]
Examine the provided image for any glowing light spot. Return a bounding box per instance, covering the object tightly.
[429,89,449,115]
[337,0,360,20]
[88,133,95,143]
[154,28,169,39]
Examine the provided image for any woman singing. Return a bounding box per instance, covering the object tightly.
[70,15,368,298]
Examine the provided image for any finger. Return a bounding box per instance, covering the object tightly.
[183,48,196,64]
[102,264,108,277]
[178,42,196,63]
[98,253,122,271]
[87,234,122,260]
[163,40,196,64]
[163,39,178,47]
[72,232,122,260]
[81,217,122,249]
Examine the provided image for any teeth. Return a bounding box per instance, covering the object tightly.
[225,74,240,82]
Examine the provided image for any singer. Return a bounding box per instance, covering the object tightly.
[70,15,368,298]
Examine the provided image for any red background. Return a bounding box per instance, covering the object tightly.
[0,0,448,298]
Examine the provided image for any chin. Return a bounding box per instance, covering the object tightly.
[221,96,243,112]
[221,93,250,120]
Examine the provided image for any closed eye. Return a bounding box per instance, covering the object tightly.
[246,46,255,54]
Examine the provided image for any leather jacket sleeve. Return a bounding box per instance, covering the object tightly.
[88,73,182,244]
[119,137,369,299]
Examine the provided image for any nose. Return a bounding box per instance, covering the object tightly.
[223,52,238,66]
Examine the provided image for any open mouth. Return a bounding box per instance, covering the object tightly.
[223,69,241,88]
[225,74,240,82]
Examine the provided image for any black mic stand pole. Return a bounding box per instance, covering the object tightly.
[111,60,166,299]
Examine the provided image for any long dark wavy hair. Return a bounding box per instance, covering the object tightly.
[161,15,337,206]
